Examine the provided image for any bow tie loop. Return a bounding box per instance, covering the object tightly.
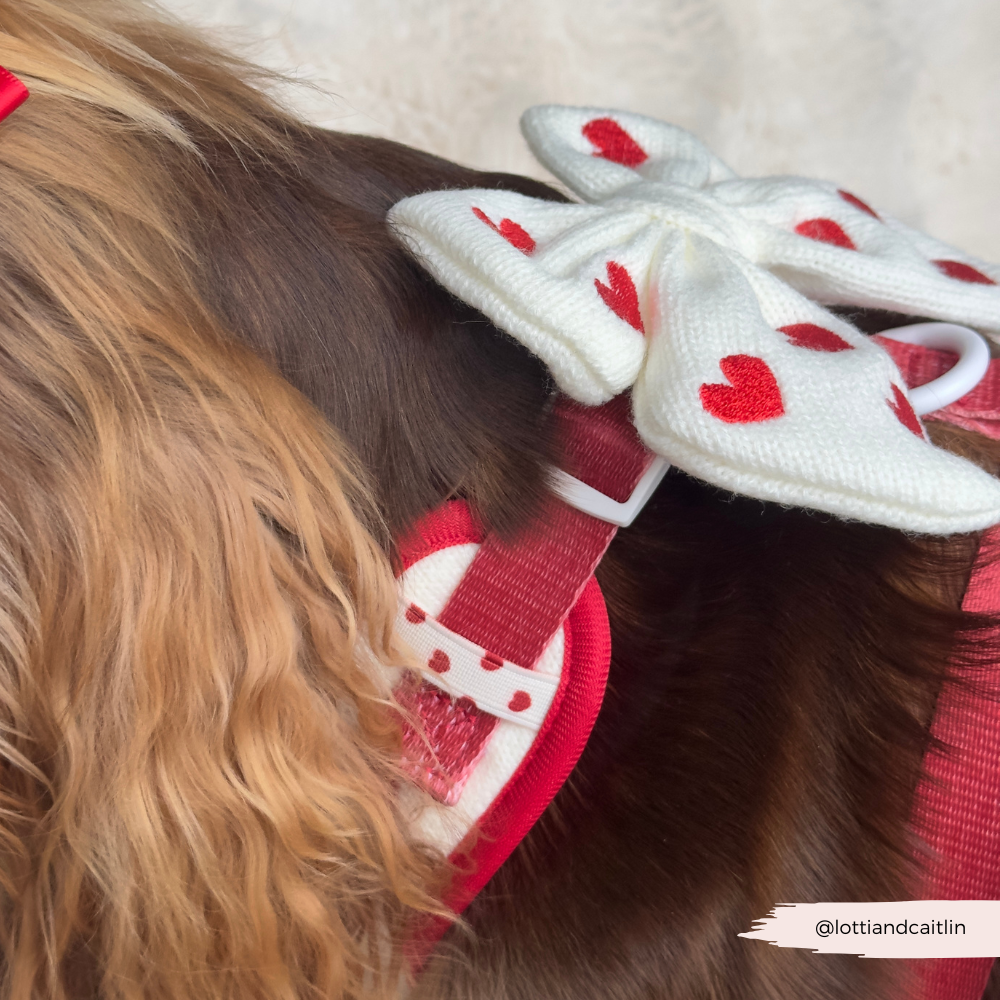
[520,104,736,201]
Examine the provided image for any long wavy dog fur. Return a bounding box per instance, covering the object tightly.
[0,2,998,999]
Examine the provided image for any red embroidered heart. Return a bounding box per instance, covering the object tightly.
[778,323,854,353]
[794,218,857,250]
[594,261,644,333]
[888,384,924,438]
[838,190,880,220]
[932,259,997,286]
[700,355,785,424]
[581,117,648,168]
[405,603,426,624]
[472,207,536,254]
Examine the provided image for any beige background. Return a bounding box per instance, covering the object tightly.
[160,0,1000,260]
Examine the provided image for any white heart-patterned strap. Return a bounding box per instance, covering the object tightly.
[394,602,559,730]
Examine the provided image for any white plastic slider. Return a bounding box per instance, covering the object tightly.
[548,455,670,527]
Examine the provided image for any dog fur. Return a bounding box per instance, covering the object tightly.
[0,3,997,998]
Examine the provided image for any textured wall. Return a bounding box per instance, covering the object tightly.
[160,0,1000,260]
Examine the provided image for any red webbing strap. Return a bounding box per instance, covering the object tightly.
[894,337,1000,997]
[819,338,1000,997]
[874,335,1000,440]
[911,529,1000,1000]
[400,393,653,802]
[438,394,649,665]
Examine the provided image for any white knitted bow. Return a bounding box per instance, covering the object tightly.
[388,106,1000,534]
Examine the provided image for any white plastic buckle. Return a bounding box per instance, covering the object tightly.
[549,455,670,527]
[876,322,990,416]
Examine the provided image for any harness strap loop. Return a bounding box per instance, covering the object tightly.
[400,393,653,966]
[875,335,1000,440]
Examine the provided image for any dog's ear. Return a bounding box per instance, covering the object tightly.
[0,4,450,995]
[0,289,448,998]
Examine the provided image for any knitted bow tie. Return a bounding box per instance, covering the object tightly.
[388,106,1000,534]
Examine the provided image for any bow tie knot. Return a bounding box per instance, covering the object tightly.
[604,182,755,258]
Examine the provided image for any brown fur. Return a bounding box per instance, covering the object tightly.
[0,2,996,998]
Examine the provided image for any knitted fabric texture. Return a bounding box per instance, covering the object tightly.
[388,106,1000,535]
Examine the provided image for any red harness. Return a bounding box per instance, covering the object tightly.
[402,338,1000,993]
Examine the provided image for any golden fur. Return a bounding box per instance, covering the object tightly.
[0,3,447,997]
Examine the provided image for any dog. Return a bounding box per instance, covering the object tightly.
[0,2,997,998]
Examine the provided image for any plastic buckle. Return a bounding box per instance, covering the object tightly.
[548,455,670,528]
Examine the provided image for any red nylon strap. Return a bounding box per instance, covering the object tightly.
[911,529,1000,1000]
[888,341,1000,999]
[438,394,650,666]
[400,393,653,803]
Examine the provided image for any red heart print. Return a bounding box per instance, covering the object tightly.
[472,207,536,254]
[594,261,644,333]
[888,384,924,438]
[428,649,451,673]
[838,190,880,220]
[778,323,854,353]
[508,691,532,713]
[794,218,857,250]
[480,652,503,672]
[405,603,426,624]
[581,117,648,168]
[932,259,997,286]
[700,356,785,424]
